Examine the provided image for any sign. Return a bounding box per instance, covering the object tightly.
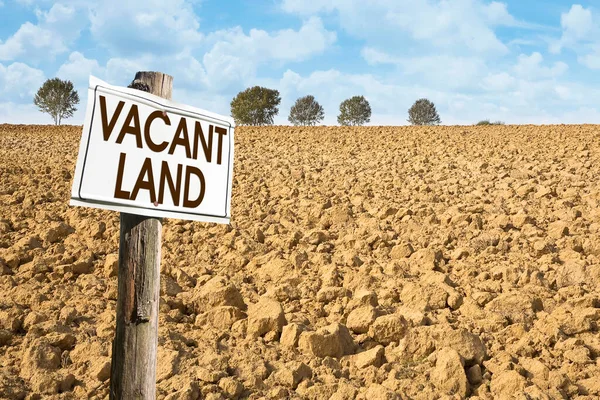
[70,75,235,224]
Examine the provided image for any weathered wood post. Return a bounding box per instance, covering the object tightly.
[110,71,173,400]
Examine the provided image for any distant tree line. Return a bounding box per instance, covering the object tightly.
[33,78,500,127]
[476,120,505,125]
[230,86,447,127]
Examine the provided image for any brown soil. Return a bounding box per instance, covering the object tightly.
[0,124,599,399]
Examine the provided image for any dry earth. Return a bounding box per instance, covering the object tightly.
[1,124,600,400]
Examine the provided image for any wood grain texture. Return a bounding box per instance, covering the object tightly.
[133,71,173,101]
[110,71,172,400]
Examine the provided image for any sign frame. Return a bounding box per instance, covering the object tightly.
[70,75,235,224]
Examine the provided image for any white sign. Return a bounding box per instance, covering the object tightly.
[71,76,235,224]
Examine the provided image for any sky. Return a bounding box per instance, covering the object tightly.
[0,0,599,126]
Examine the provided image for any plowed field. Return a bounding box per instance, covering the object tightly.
[1,124,599,399]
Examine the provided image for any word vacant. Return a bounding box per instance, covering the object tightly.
[100,95,227,207]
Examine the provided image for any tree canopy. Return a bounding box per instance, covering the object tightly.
[230,86,281,126]
[33,78,80,125]
[337,95,371,126]
[407,98,441,126]
[288,95,325,126]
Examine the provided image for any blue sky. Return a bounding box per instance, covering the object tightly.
[1,0,599,125]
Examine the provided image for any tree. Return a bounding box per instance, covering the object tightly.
[476,119,504,125]
[230,86,281,126]
[288,95,325,126]
[337,95,371,126]
[33,78,80,125]
[407,98,441,126]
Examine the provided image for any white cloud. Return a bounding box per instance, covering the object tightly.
[548,5,600,70]
[202,17,336,89]
[0,22,67,61]
[361,47,487,88]
[280,0,337,15]
[0,3,84,63]
[361,47,399,65]
[281,0,519,55]
[482,1,517,26]
[205,17,335,64]
[89,0,203,56]
[362,47,487,90]
[56,52,104,87]
[0,102,56,124]
[34,3,76,24]
[513,52,568,79]
[578,51,600,69]
[481,72,516,92]
[554,85,571,100]
[105,56,153,85]
[0,62,46,102]
[561,4,593,40]
[550,4,594,53]
[402,55,486,90]
[387,3,509,54]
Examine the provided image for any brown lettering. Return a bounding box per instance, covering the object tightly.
[215,126,228,165]
[99,95,125,141]
[158,161,182,206]
[168,118,192,159]
[193,122,213,163]
[183,166,205,208]
[144,110,170,153]
[116,104,143,148]
[130,158,157,203]
[114,152,130,200]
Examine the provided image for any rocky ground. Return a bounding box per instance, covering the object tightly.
[0,124,599,399]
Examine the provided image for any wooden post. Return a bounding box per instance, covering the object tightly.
[110,71,173,400]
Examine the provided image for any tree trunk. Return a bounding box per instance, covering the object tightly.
[109,71,173,400]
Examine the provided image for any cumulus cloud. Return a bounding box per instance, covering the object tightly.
[578,51,600,69]
[548,4,600,70]
[0,102,55,124]
[513,52,568,79]
[280,0,337,15]
[560,5,593,41]
[482,1,517,26]
[550,4,594,53]
[280,0,523,55]
[480,72,516,92]
[89,0,203,56]
[0,2,84,63]
[0,22,68,62]
[0,62,46,102]
[56,52,104,87]
[361,47,399,65]
[362,48,487,90]
[202,17,336,89]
